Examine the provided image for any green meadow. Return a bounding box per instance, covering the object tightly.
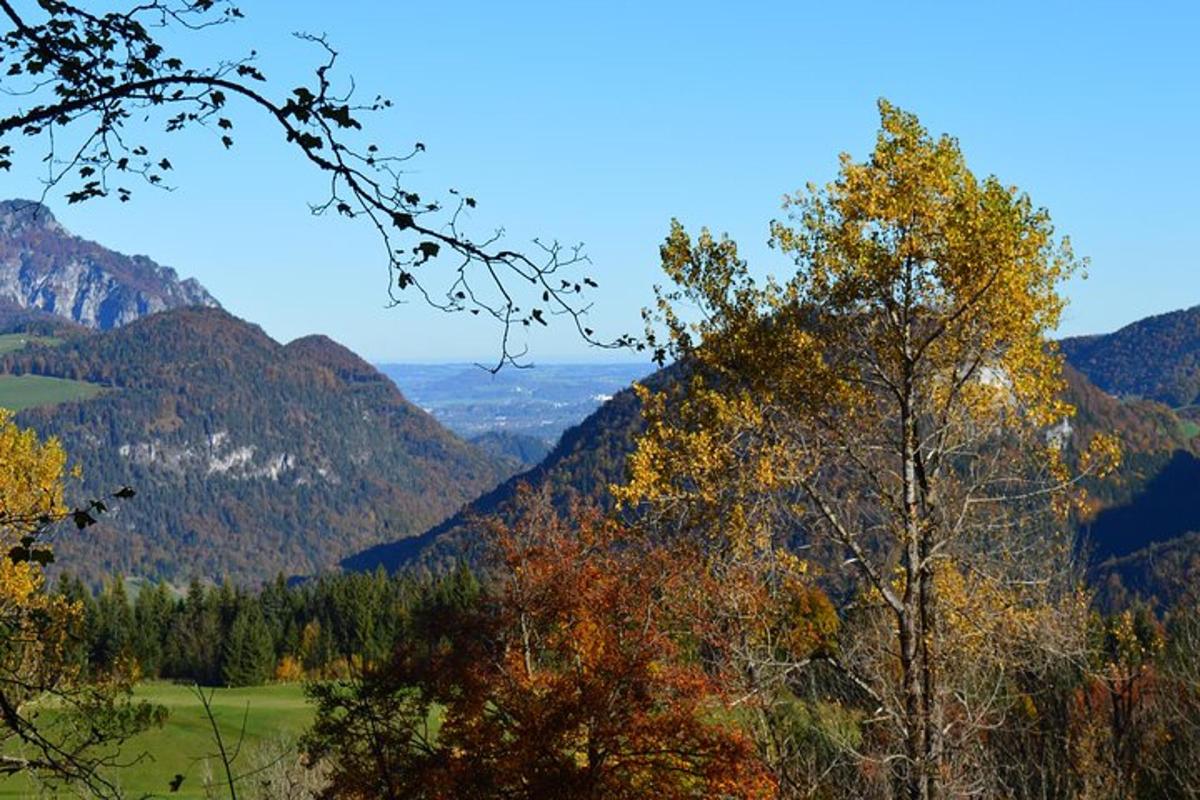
[0,335,101,412]
[0,375,105,411]
[0,334,62,355]
[0,682,315,799]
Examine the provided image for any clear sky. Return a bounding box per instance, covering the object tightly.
[6,1,1198,363]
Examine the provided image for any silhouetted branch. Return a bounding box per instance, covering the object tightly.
[0,0,630,368]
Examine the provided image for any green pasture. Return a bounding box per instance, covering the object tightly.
[0,682,315,799]
[0,375,104,411]
[0,334,62,355]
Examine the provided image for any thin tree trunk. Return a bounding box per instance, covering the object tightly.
[901,395,930,800]
[920,529,942,800]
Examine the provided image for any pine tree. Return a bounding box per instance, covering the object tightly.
[91,576,134,673]
[166,580,223,684]
[221,603,276,687]
[132,582,175,677]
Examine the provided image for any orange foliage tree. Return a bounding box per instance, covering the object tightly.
[304,489,774,799]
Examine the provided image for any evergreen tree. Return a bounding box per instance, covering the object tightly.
[166,580,223,685]
[90,576,134,672]
[131,582,175,677]
[222,603,276,687]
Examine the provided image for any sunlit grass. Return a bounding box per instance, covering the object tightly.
[0,682,315,799]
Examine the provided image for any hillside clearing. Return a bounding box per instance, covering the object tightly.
[0,374,105,410]
[0,333,63,354]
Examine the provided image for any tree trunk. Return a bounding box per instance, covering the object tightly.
[919,530,942,800]
[899,603,929,800]
[901,401,930,800]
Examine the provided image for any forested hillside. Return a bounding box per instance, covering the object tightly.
[350,355,1200,608]
[344,364,670,574]
[1,307,509,584]
[1063,304,1200,407]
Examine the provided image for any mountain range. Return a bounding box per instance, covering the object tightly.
[2,308,512,584]
[1061,307,1200,409]
[3,198,1200,608]
[349,311,1200,610]
[0,203,512,584]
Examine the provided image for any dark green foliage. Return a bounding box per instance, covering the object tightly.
[222,604,275,687]
[131,581,174,677]
[2,306,509,584]
[56,567,479,687]
[90,577,134,670]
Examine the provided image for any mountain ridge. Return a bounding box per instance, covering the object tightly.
[3,306,512,585]
[1062,304,1200,407]
[0,199,218,330]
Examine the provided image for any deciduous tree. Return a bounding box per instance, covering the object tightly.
[620,101,1118,799]
[305,489,773,800]
[0,410,158,795]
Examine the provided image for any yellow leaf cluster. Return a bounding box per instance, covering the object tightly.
[0,410,80,694]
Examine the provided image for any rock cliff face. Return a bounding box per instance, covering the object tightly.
[0,199,218,329]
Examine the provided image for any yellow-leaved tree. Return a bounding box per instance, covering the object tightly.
[617,102,1118,799]
[0,409,158,795]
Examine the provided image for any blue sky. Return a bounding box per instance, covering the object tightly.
[6,2,1199,362]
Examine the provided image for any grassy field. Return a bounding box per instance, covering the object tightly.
[0,334,62,354]
[0,375,105,411]
[0,682,316,799]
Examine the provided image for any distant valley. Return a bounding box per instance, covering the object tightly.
[377,362,653,445]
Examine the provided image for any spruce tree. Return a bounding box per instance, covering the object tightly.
[221,604,276,687]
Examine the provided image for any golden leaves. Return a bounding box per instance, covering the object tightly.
[617,99,1109,795]
[0,411,80,697]
[628,99,1094,551]
[0,408,68,535]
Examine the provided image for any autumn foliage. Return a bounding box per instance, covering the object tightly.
[0,410,159,794]
[0,408,77,703]
[306,488,773,799]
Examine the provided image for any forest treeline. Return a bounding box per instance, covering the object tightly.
[55,567,479,688]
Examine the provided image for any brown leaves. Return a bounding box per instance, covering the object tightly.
[312,488,774,799]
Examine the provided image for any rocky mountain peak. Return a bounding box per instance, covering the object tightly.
[0,199,63,236]
[0,198,219,330]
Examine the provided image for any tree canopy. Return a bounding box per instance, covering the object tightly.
[620,100,1120,799]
